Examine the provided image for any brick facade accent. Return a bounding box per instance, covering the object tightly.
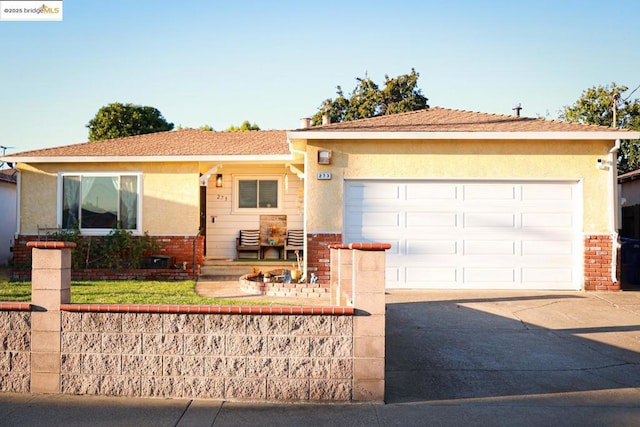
[11,234,203,281]
[584,234,619,291]
[306,233,342,287]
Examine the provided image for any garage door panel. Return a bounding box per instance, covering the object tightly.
[464,213,516,228]
[464,184,516,200]
[523,268,573,283]
[407,183,457,200]
[464,268,516,283]
[346,211,400,227]
[407,267,457,283]
[407,240,457,255]
[344,180,580,290]
[522,184,573,200]
[407,212,457,227]
[346,182,400,201]
[522,240,573,255]
[522,213,573,228]
[464,240,516,255]
[386,267,400,282]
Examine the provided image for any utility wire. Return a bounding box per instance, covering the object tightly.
[623,83,640,102]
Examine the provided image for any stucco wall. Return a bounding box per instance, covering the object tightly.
[300,139,614,234]
[16,162,200,236]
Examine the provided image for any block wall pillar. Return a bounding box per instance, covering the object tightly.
[27,241,75,394]
[329,242,390,402]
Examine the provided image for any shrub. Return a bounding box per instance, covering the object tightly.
[51,226,159,269]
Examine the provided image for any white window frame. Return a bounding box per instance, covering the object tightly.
[232,175,283,214]
[56,172,143,236]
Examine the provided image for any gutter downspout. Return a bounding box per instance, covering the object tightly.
[287,139,307,279]
[609,139,621,284]
[14,169,20,238]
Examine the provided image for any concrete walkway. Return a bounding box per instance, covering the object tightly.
[194,279,330,306]
[1,290,639,426]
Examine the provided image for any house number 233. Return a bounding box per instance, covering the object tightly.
[317,172,332,180]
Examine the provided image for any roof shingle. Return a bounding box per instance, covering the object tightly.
[5,129,290,158]
[297,107,632,133]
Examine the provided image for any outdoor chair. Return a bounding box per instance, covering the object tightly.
[284,229,304,260]
[236,229,261,259]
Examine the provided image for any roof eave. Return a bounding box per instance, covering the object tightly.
[287,131,640,140]
[1,154,295,164]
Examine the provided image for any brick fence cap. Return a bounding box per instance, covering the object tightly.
[328,242,391,251]
[27,241,77,249]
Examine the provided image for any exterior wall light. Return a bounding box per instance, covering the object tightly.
[596,159,608,170]
[318,150,332,165]
[216,173,223,187]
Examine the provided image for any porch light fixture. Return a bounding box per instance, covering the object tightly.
[216,173,223,187]
[596,159,608,170]
[317,150,332,165]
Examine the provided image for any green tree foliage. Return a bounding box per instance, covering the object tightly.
[312,68,429,125]
[560,83,640,173]
[87,102,174,141]
[225,120,260,132]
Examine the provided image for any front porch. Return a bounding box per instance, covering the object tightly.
[200,163,304,261]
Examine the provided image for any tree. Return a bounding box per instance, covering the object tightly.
[312,68,429,125]
[87,102,174,141]
[560,83,640,173]
[226,120,260,132]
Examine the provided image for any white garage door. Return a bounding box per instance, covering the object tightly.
[344,180,582,290]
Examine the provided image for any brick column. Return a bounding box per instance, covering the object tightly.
[584,234,618,291]
[27,241,75,394]
[329,242,390,402]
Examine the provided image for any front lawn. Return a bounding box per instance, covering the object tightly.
[0,280,253,305]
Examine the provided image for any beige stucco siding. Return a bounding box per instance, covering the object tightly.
[300,138,614,233]
[205,164,304,259]
[16,162,200,235]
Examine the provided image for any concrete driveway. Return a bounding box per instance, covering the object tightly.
[385,290,640,412]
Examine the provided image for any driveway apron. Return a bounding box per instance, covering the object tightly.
[385,290,640,403]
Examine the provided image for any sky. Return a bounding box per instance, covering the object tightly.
[1,0,640,154]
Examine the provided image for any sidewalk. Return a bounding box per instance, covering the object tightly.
[2,389,640,426]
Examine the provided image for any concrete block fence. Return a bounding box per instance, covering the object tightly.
[0,308,31,393]
[0,240,389,402]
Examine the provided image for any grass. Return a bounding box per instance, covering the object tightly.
[0,279,265,305]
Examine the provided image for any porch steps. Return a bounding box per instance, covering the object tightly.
[198,259,294,281]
